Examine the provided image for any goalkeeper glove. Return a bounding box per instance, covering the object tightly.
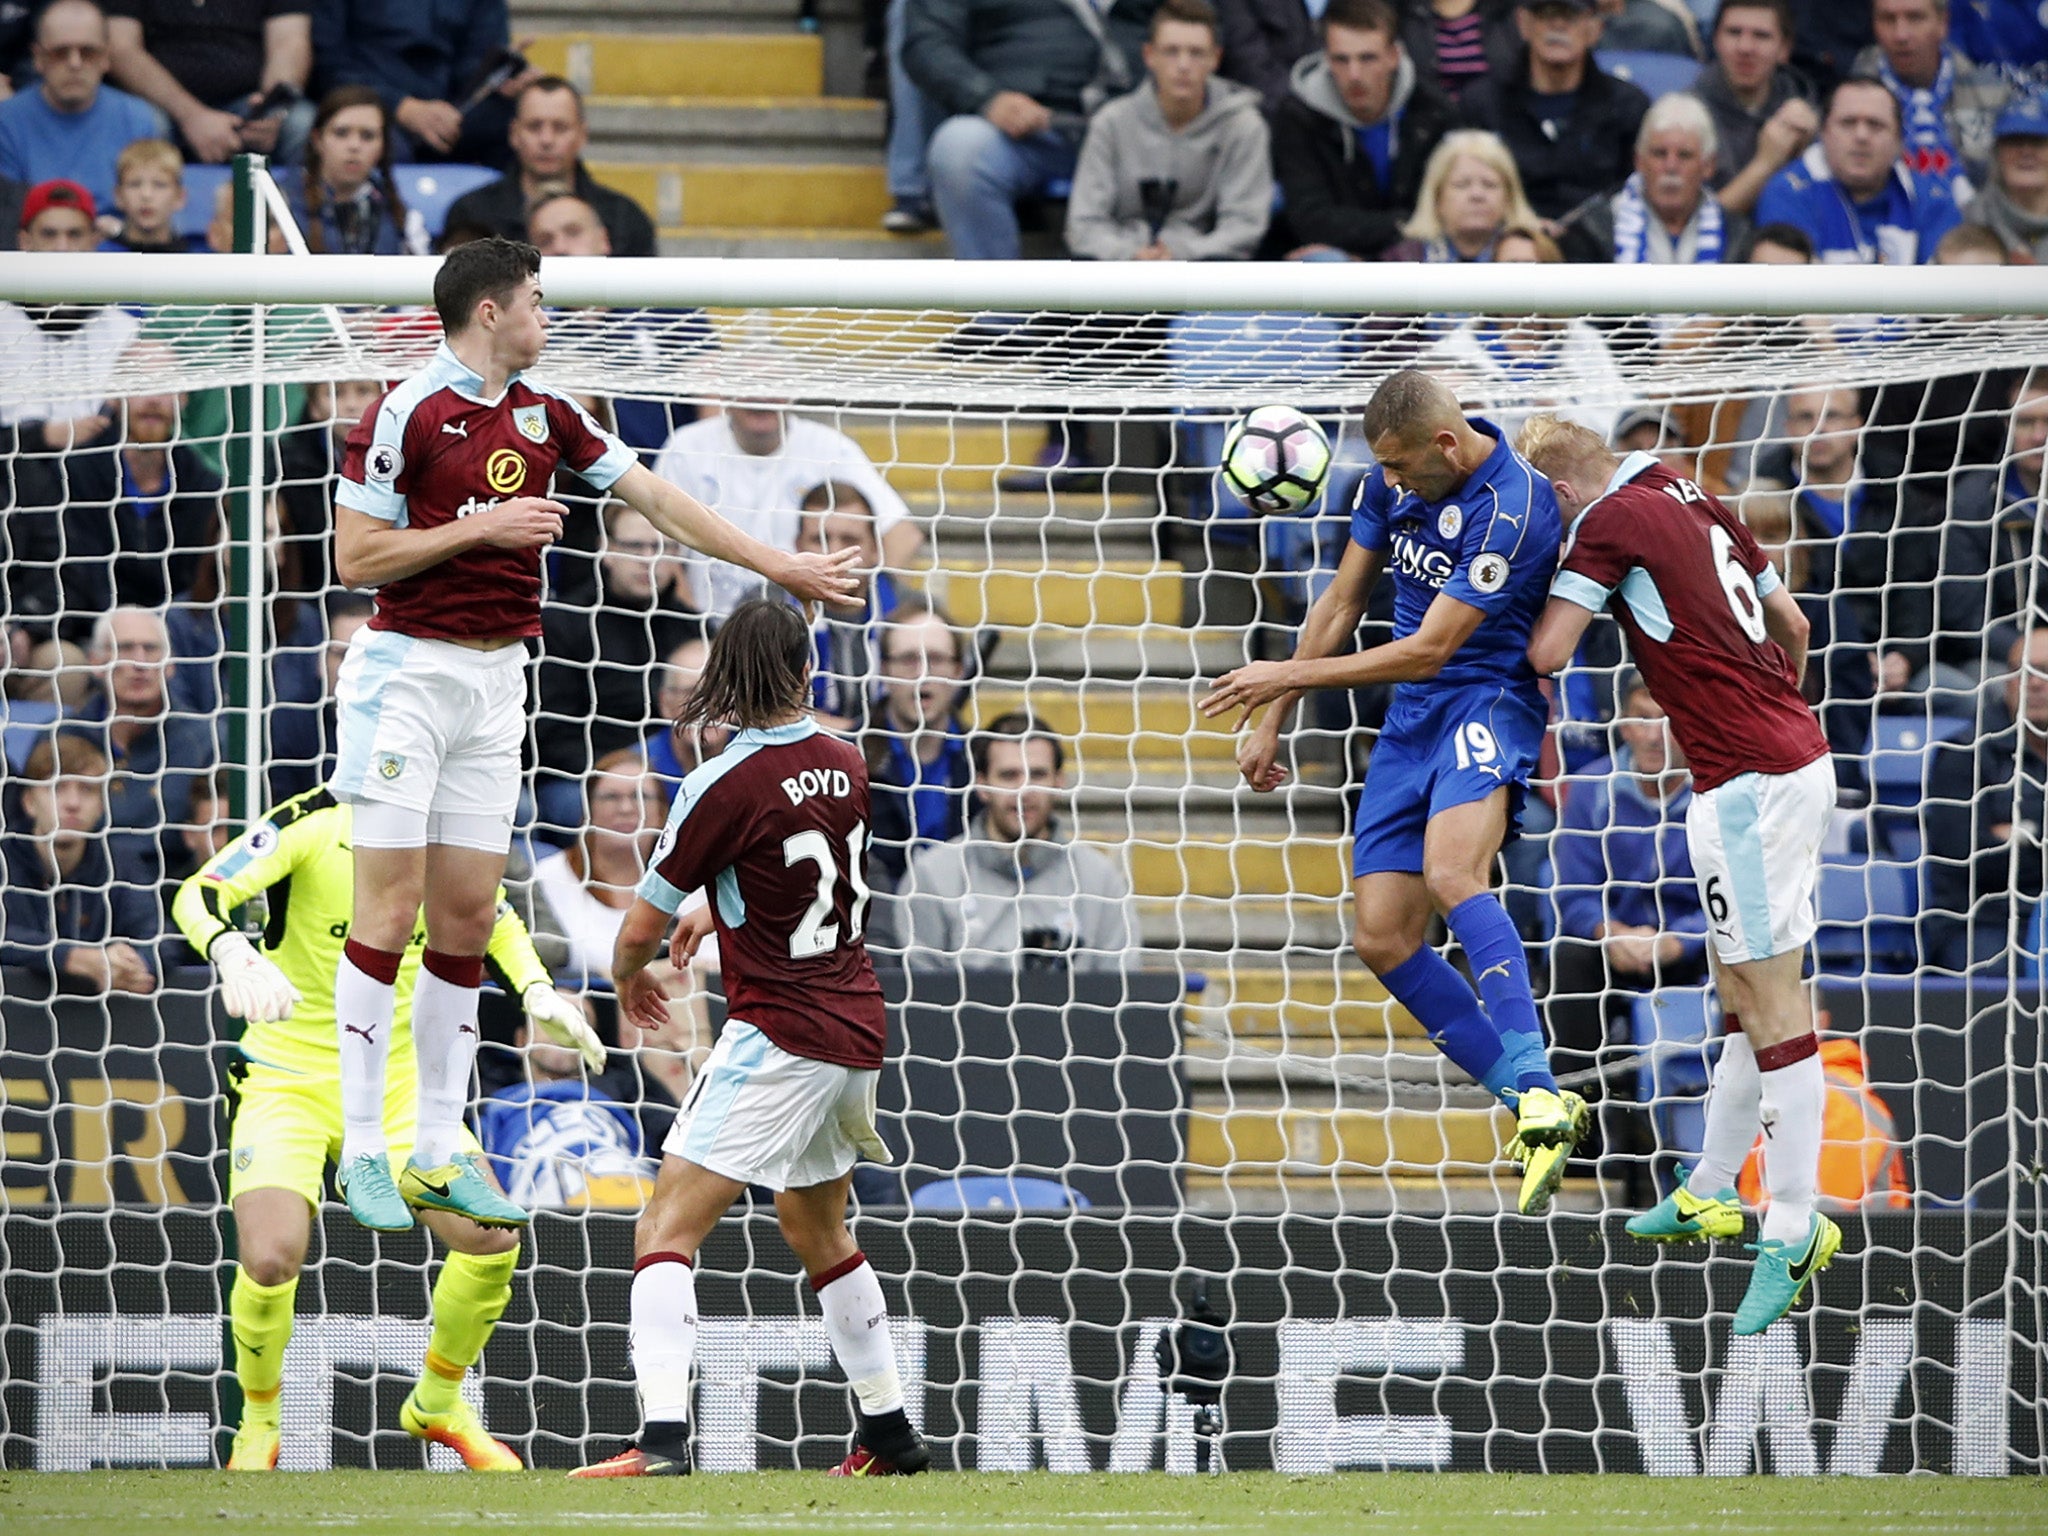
[522,982,607,1073]
[210,931,300,1022]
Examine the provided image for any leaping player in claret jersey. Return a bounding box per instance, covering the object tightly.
[570,599,929,1480]
[326,239,861,1235]
[1518,414,1841,1336]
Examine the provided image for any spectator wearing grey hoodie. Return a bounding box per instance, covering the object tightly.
[1066,0,1272,261]
[1270,0,1454,259]
[888,712,1137,972]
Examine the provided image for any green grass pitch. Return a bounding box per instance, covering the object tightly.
[3,1472,2044,1536]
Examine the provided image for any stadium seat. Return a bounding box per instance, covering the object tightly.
[1595,50,1703,98]
[1631,989,1718,1161]
[908,1175,1090,1211]
[177,163,232,241]
[1816,856,1918,973]
[1868,713,1971,805]
[393,165,501,240]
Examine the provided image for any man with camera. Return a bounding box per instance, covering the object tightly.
[892,711,1137,970]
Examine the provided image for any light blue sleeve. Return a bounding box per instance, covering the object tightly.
[334,399,410,525]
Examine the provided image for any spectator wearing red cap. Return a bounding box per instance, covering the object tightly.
[0,1,161,212]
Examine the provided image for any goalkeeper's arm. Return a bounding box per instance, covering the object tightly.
[482,890,607,1072]
[171,812,312,1022]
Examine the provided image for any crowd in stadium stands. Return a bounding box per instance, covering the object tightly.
[3,0,2048,1048]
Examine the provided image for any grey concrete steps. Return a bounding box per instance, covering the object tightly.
[587,97,883,165]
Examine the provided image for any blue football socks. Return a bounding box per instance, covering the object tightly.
[1445,894,1556,1095]
[1378,944,1518,1101]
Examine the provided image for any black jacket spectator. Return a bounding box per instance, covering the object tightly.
[1398,0,1519,103]
[1214,0,1319,114]
[106,0,310,137]
[1272,47,1452,257]
[901,0,1155,120]
[444,162,656,259]
[1456,47,1649,219]
[535,541,703,793]
[309,0,514,163]
[0,827,162,987]
[1692,56,1816,191]
[1923,720,2044,972]
[0,427,222,644]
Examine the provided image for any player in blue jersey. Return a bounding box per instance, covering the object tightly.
[1202,369,1586,1214]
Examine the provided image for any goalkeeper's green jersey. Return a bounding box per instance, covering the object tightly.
[171,787,552,1077]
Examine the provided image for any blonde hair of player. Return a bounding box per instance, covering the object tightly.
[1400,130,1541,243]
[1515,414,1617,516]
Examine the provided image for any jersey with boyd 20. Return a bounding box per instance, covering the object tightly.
[337,342,637,640]
[639,718,886,1070]
[1551,452,1829,792]
[1349,417,1561,699]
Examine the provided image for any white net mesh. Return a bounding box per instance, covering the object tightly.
[0,251,2042,1474]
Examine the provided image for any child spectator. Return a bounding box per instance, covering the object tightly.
[100,137,194,252]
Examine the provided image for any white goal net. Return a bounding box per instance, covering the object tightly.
[0,243,2042,1476]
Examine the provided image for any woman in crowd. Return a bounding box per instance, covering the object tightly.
[295,87,429,257]
[1380,129,1539,262]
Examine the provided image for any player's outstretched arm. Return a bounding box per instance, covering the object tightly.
[172,810,311,1022]
[610,462,861,608]
[1205,573,1476,727]
[1201,542,1382,790]
[332,499,567,588]
[1527,595,1597,677]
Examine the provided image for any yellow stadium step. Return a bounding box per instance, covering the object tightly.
[845,420,1027,495]
[970,684,1241,761]
[941,561,1183,629]
[1103,834,1350,903]
[529,33,823,99]
[1211,965,1423,1041]
[1187,1105,1511,1174]
[586,161,889,229]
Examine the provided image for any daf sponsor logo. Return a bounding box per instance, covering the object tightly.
[455,495,502,519]
[1389,531,1456,588]
[485,448,527,495]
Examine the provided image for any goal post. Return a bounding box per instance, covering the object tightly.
[0,237,2043,1475]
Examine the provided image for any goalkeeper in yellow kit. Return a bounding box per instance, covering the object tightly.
[174,785,605,1472]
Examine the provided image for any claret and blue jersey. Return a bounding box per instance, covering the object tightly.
[1346,418,1562,879]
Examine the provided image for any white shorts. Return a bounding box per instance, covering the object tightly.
[1686,755,1836,965]
[328,628,524,846]
[663,1021,888,1193]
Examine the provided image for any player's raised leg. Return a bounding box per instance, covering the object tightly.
[397,840,528,1229]
[333,835,424,1231]
[571,1155,743,1477]
[779,1176,928,1477]
[224,1187,315,1471]
[399,1206,523,1470]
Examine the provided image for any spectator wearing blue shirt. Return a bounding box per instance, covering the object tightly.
[798,480,903,734]
[1753,75,1963,260]
[0,1,161,213]
[1545,676,1706,1137]
[0,730,162,995]
[1949,0,2048,72]
[863,595,974,889]
[310,0,528,166]
[1851,0,2008,199]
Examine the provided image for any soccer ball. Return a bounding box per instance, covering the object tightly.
[1219,405,1333,514]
